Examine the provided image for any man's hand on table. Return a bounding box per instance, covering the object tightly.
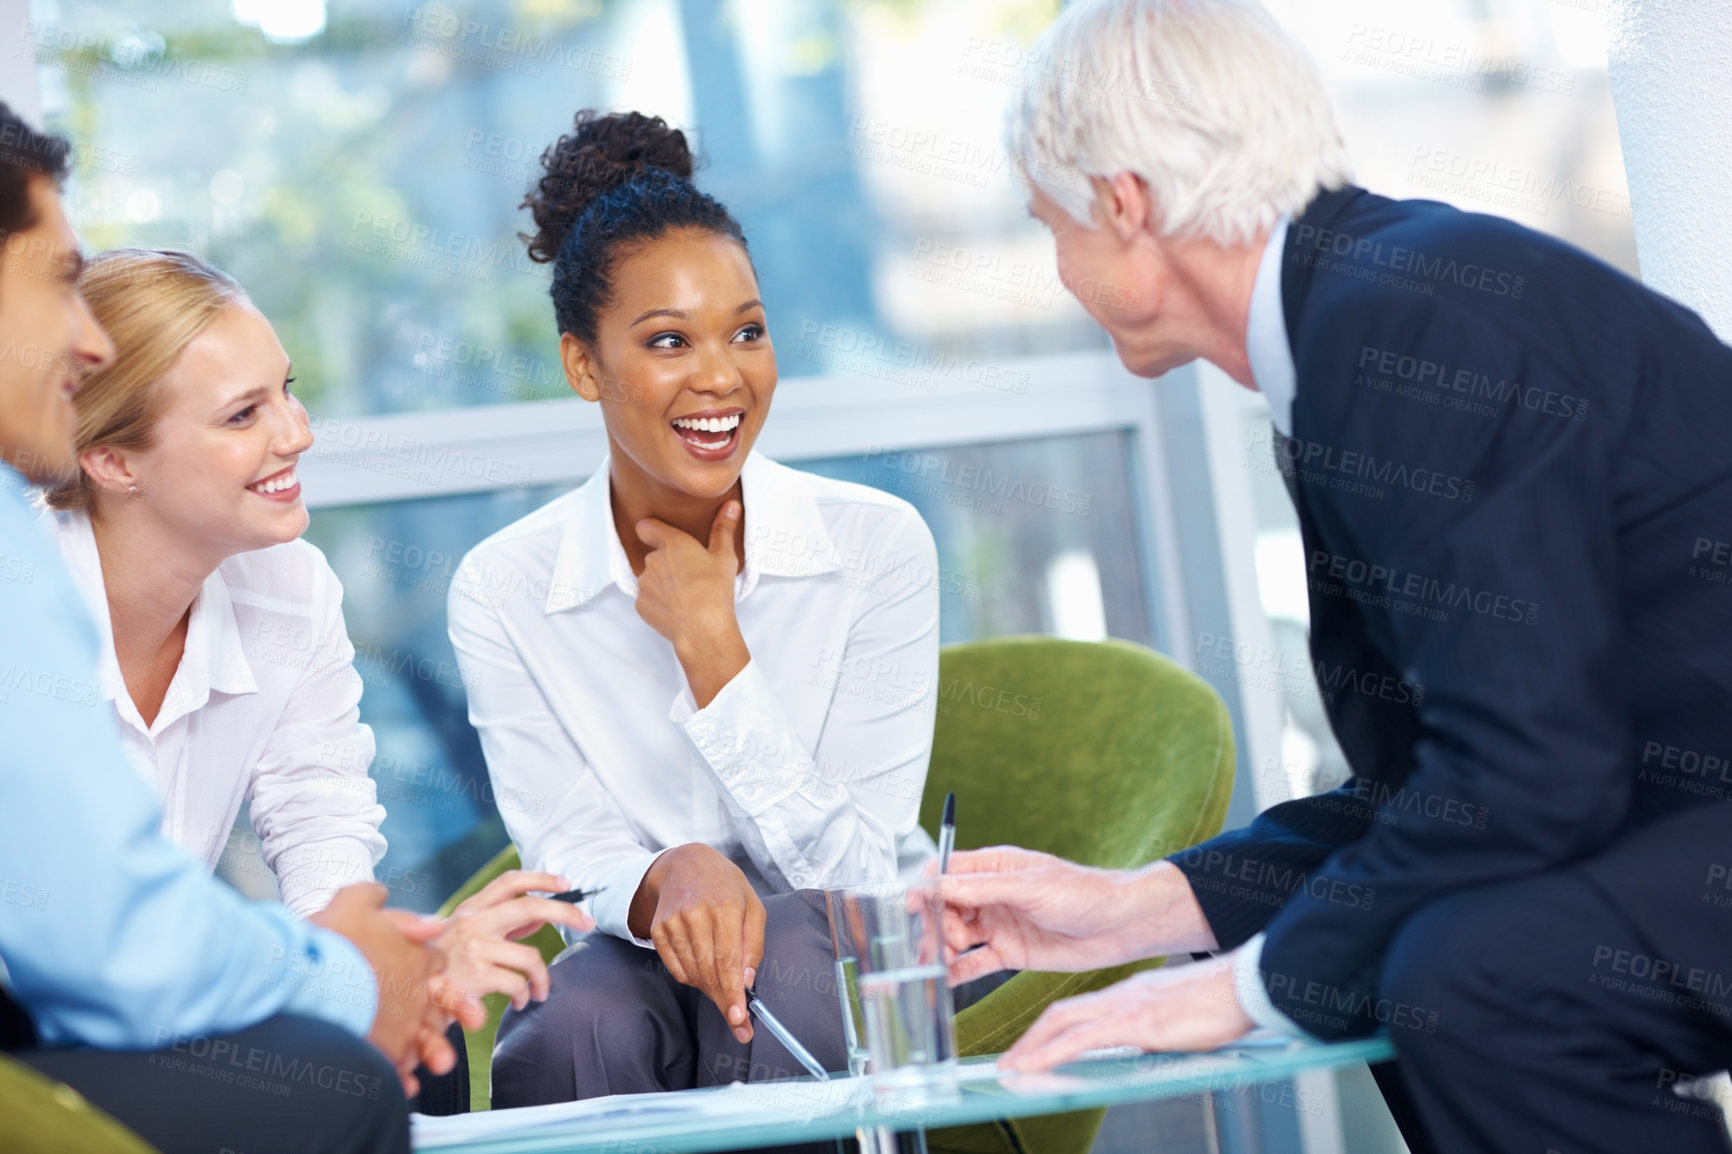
[999,952,1254,1072]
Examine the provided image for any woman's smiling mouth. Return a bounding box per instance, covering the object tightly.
[671,411,743,458]
[247,465,300,501]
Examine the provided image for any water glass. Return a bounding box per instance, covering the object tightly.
[825,889,872,1078]
[827,883,959,1101]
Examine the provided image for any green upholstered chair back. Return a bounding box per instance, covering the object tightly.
[919,637,1233,870]
[441,636,1236,1143]
[0,1054,159,1153]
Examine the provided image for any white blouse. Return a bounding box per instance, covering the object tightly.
[52,511,386,916]
[448,451,940,945]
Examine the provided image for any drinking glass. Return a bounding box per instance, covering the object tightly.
[827,882,959,1104]
[825,888,872,1077]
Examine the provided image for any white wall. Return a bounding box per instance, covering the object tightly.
[1605,0,1732,339]
[0,0,41,126]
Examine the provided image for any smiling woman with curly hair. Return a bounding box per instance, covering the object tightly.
[448,110,943,1112]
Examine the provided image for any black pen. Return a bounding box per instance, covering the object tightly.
[938,792,957,875]
[547,886,607,904]
[940,795,988,958]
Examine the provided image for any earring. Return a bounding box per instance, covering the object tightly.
[127,484,140,496]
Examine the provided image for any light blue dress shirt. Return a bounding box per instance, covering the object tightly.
[0,462,377,1048]
[1245,215,1297,436]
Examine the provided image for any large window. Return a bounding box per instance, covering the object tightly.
[30,0,1107,422]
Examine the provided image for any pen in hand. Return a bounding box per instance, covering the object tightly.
[547,886,607,904]
[938,792,956,875]
[747,988,831,1081]
[937,792,986,959]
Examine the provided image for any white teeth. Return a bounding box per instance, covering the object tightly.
[250,468,297,495]
[672,413,742,434]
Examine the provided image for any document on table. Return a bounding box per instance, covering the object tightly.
[411,1088,774,1149]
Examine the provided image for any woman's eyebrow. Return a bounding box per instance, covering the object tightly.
[628,300,764,326]
[215,385,268,411]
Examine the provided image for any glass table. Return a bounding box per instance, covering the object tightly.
[411,1035,1396,1153]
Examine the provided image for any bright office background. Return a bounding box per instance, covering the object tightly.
[26,0,1629,955]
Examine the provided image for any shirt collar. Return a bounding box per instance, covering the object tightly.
[52,510,258,717]
[1246,215,1297,437]
[0,460,34,510]
[544,450,841,614]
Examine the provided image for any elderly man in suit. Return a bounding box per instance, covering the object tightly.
[935,2,1732,1152]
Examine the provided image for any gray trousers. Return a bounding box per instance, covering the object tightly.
[492,889,848,1108]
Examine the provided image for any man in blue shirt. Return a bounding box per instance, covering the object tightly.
[0,103,474,1154]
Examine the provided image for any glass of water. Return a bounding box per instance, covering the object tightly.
[827,883,959,1103]
[825,889,872,1077]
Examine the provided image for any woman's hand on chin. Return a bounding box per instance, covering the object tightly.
[633,501,751,708]
[628,843,767,1044]
[435,869,595,1012]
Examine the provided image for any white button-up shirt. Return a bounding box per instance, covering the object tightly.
[1238,213,1308,1039]
[448,451,940,945]
[1246,215,1297,436]
[51,510,386,916]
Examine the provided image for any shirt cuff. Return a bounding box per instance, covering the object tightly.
[585,850,671,948]
[280,925,379,1038]
[276,844,378,918]
[1233,934,1310,1039]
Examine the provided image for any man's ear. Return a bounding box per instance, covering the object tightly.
[1090,172,1155,244]
[78,443,137,496]
[560,332,603,403]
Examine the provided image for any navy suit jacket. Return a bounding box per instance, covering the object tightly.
[1169,184,1732,1038]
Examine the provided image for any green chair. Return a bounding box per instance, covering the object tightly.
[919,638,1233,1154]
[440,635,1236,1153]
[0,1054,159,1154]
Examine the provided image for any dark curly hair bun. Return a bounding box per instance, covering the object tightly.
[522,110,694,265]
[521,108,748,344]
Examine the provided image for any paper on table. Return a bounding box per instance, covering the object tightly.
[410,1088,770,1149]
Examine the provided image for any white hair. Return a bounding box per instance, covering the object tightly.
[1007,0,1354,246]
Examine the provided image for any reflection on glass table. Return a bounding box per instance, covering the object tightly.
[410,1034,1396,1154]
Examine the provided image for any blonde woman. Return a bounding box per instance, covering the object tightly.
[45,249,591,1110]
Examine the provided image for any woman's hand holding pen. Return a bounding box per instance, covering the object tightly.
[436,870,595,1013]
[634,501,750,709]
[935,848,1219,986]
[629,843,766,1045]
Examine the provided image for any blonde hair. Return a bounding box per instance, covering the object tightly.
[1007,0,1354,246]
[46,249,247,512]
